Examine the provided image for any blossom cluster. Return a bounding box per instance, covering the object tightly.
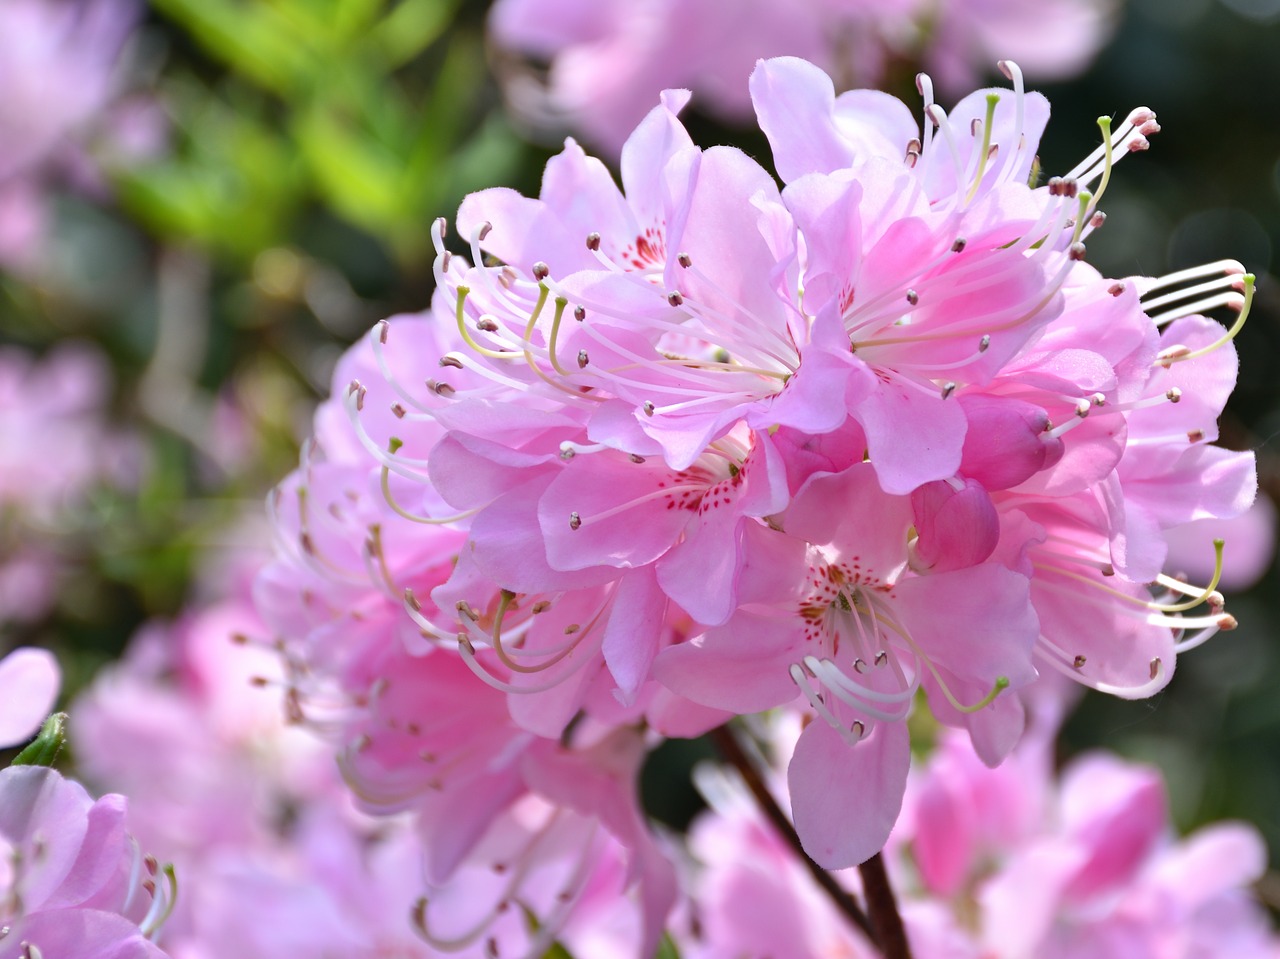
[682,714,1279,959]
[0,0,156,271]
[0,343,138,624]
[255,56,1257,953]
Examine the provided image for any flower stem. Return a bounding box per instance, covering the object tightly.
[858,852,913,959]
[709,724,877,946]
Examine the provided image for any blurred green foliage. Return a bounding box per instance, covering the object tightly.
[120,0,526,265]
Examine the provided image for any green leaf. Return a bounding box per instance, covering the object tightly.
[12,713,67,768]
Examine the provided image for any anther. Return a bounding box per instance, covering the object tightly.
[477,222,492,241]
[586,232,601,251]
[569,511,582,530]
[1109,281,1126,296]
[1048,176,1064,196]
[951,237,967,253]
[940,382,957,399]
[1165,387,1182,403]
[378,320,389,344]
[455,601,480,622]
[850,720,866,740]
[1073,655,1087,669]
[1091,211,1107,229]
[1187,429,1205,443]
[532,600,551,613]
[1156,345,1192,367]
[532,261,550,281]
[439,355,464,369]
[978,334,991,352]
[1074,399,1092,418]
[476,317,499,333]
[564,623,580,634]
[348,380,366,411]
[1063,178,1079,198]
[1100,563,1115,577]
[853,658,867,673]
[1218,613,1238,630]
[1069,242,1087,261]
[874,650,888,667]
[560,446,575,461]
[667,291,684,307]
[391,403,406,419]
[629,453,646,463]
[1148,658,1161,680]
[577,350,589,368]
[642,401,655,416]
[574,305,586,321]
[906,289,919,305]
[677,252,692,268]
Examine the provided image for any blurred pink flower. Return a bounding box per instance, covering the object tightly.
[676,728,1280,959]
[0,342,139,623]
[0,0,146,270]
[489,0,1115,155]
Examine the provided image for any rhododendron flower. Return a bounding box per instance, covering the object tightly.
[259,52,1256,926]
[0,766,174,958]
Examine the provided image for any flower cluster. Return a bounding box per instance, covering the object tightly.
[0,0,155,271]
[489,0,1116,153]
[256,55,1255,951]
[681,716,1279,958]
[0,343,138,624]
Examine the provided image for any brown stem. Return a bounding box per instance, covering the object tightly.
[709,725,876,945]
[858,852,913,959]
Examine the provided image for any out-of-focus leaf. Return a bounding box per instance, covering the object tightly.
[149,0,312,95]
[367,0,461,67]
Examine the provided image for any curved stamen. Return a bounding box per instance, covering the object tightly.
[381,465,483,525]
[1160,275,1255,362]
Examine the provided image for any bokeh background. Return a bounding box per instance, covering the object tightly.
[3,0,1280,911]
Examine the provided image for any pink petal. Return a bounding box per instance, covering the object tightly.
[789,718,910,869]
[0,647,60,747]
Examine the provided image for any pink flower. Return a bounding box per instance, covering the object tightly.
[0,0,144,271]
[0,766,174,958]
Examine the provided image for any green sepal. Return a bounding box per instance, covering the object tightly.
[11,713,67,768]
